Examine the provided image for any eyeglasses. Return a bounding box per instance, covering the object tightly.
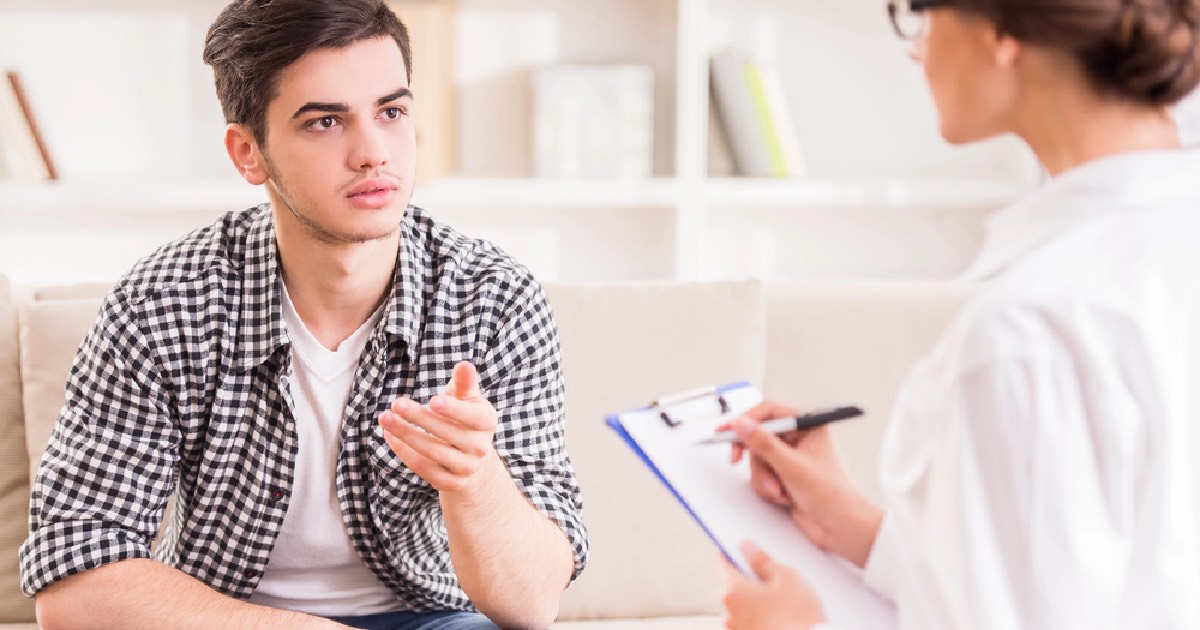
[887,0,954,40]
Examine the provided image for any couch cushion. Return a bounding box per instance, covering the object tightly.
[763,280,976,502]
[19,297,103,481]
[0,276,35,622]
[545,280,765,621]
[21,294,187,557]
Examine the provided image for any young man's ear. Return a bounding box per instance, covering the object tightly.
[225,123,269,185]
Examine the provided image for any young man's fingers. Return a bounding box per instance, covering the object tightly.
[381,432,465,490]
[384,408,477,465]
[389,399,483,453]
[382,425,437,474]
[427,394,494,433]
[388,400,457,443]
[380,412,479,475]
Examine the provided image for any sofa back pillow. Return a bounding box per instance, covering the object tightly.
[547,280,765,621]
[19,297,104,483]
[763,280,977,502]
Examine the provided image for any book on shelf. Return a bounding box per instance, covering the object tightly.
[0,70,55,181]
[707,87,737,177]
[710,49,806,178]
[532,64,654,179]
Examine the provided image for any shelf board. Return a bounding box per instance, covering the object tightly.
[415,176,1031,211]
[411,177,682,210]
[0,175,1032,221]
[0,180,266,223]
[702,176,1034,210]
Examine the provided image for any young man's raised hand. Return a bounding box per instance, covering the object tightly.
[379,361,502,494]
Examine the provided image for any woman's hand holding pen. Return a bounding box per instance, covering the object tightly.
[723,401,884,630]
[730,400,883,569]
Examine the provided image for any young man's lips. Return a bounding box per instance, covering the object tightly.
[346,179,398,197]
[346,179,399,209]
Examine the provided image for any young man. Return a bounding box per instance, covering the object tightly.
[18,1,586,628]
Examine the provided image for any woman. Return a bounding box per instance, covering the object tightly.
[724,1,1200,628]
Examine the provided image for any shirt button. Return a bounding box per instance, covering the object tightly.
[245,569,258,579]
[271,489,284,501]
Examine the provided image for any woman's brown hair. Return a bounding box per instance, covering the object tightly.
[960,0,1200,105]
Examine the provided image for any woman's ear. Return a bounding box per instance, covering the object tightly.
[993,29,1021,69]
[225,123,268,185]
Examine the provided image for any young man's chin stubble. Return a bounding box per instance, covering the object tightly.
[263,154,404,246]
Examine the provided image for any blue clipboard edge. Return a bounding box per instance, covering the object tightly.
[604,380,754,575]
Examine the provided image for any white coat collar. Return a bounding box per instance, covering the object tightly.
[961,148,1200,281]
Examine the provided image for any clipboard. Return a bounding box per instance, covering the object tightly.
[606,381,897,628]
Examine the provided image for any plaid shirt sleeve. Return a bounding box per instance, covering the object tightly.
[19,288,179,596]
[476,270,589,582]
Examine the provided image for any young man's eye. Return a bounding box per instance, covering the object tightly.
[308,116,339,130]
[382,106,407,120]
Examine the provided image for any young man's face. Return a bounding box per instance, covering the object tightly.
[259,35,416,244]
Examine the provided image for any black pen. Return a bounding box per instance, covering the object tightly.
[694,406,864,445]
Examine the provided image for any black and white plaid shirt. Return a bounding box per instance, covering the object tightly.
[19,204,588,611]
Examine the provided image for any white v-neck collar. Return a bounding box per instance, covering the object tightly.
[279,281,384,382]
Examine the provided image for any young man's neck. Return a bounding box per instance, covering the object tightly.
[275,222,399,352]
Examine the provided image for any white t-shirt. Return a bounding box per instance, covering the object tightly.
[248,284,399,616]
[853,149,1200,629]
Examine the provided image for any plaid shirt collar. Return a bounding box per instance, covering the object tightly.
[235,205,429,372]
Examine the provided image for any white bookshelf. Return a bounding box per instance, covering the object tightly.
[0,0,1040,285]
[0,175,1027,214]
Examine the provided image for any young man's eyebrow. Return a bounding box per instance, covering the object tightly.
[376,88,413,106]
[291,101,349,119]
[290,88,413,119]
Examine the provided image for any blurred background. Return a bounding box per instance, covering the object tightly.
[0,0,1197,286]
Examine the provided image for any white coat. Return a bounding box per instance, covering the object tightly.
[848,149,1200,629]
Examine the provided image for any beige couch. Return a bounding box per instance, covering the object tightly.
[0,274,974,629]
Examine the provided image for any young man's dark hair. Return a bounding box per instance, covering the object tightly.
[202,0,413,146]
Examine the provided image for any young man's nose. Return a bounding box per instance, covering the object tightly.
[349,124,390,171]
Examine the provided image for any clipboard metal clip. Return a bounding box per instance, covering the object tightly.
[650,385,730,428]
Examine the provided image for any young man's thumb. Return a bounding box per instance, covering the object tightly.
[447,361,481,400]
